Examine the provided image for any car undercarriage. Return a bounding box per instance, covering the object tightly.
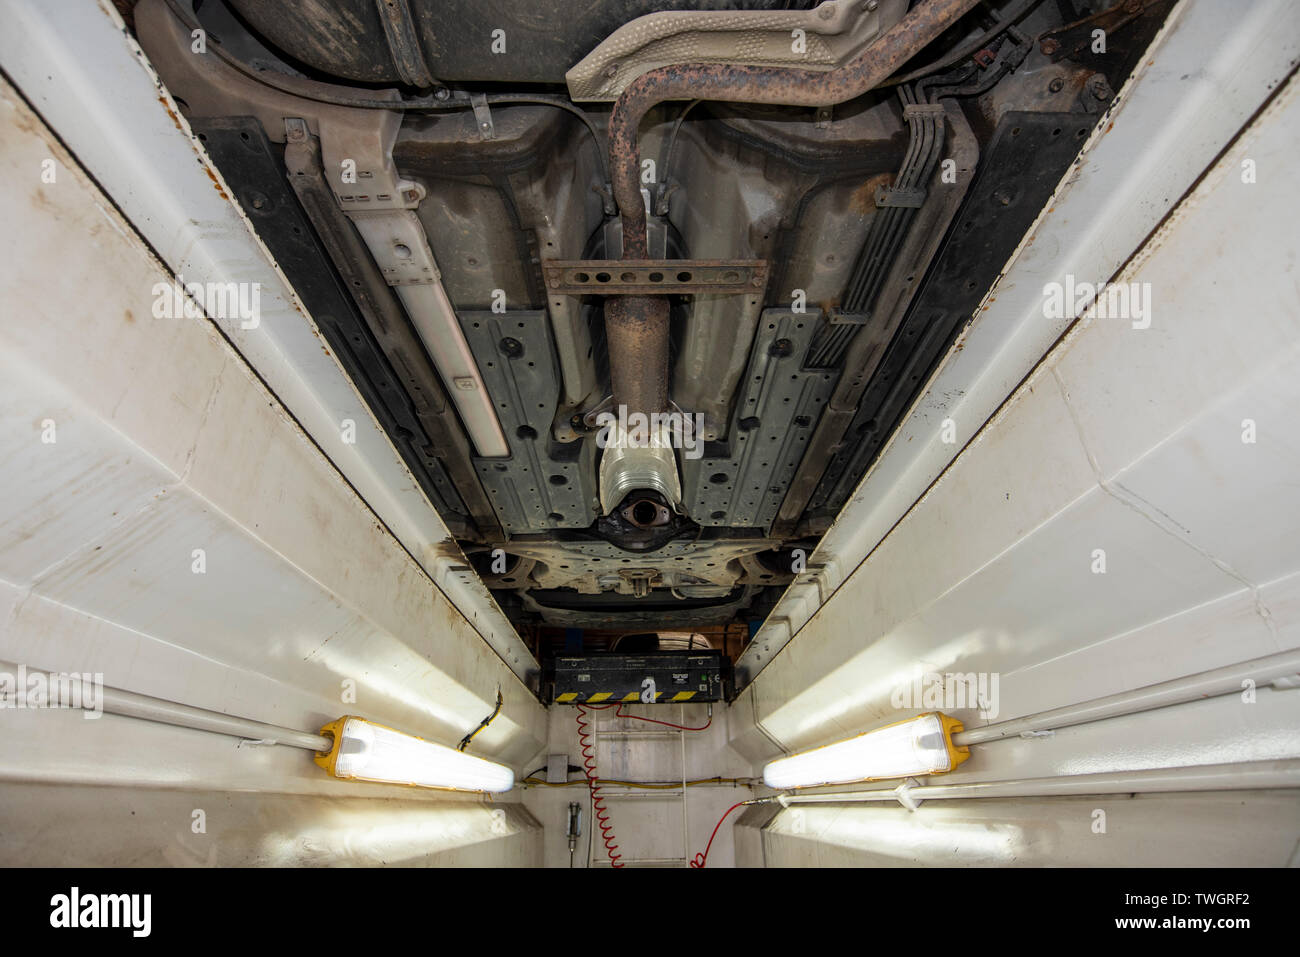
[133,0,1173,652]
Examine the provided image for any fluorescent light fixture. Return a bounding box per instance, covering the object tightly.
[315,716,515,793]
[762,712,969,790]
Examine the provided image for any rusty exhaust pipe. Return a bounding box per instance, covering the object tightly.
[607,0,982,257]
[606,295,670,414]
[598,0,979,516]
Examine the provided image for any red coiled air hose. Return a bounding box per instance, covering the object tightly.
[576,703,622,868]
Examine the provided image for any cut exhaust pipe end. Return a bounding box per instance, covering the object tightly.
[623,495,673,528]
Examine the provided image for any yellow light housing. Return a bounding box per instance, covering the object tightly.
[762,712,970,790]
[315,716,515,793]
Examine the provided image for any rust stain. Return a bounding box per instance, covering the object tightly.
[156,95,185,134]
[850,172,894,215]
[202,163,228,200]
[163,90,234,203]
[123,308,135,324]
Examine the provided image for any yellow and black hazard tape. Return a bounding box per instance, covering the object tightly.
[554,690,701,704]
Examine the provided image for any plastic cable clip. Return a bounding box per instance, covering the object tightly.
[894,777,924,812]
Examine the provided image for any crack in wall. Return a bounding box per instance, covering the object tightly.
[1051,365,1279,648]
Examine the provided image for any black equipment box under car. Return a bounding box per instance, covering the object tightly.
[545,652,730,704]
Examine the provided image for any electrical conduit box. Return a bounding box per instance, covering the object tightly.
[544,652,729,705]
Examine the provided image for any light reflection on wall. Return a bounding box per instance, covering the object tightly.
[770,805,1025,866]
[255,803,523,866]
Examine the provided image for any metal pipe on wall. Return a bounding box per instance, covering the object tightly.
[0,661,331,752]
[757,651,1300,805]
[96,686,333,752]
[952,649,1300,747]
[774,758,1300,805]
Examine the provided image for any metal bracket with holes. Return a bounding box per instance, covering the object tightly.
[679,309,839,529]
[287,116,508,456]
[542,260,768,296]
[285,115,424,211]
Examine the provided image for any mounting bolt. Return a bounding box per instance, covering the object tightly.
[1086,73,1114,101]
[605,63,619,78]
[434,87,451,101]
[1040,37,1060,56]
[1048,76,1064,93]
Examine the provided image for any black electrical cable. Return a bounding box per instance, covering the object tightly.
[458,688,503,752]
[660,98,702,188]
[882,0,1044,87]
[921,29,1030,102]
[522,764,583,782]
[484,95,612,185]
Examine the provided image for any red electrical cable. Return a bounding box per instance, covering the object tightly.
[690,800,748,869]
[576,703,623,868]
[613,702,711,731]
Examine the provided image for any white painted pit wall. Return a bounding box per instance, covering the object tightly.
[732,7,1300,866]
[0,77,545,866]
[0,0,537,683]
